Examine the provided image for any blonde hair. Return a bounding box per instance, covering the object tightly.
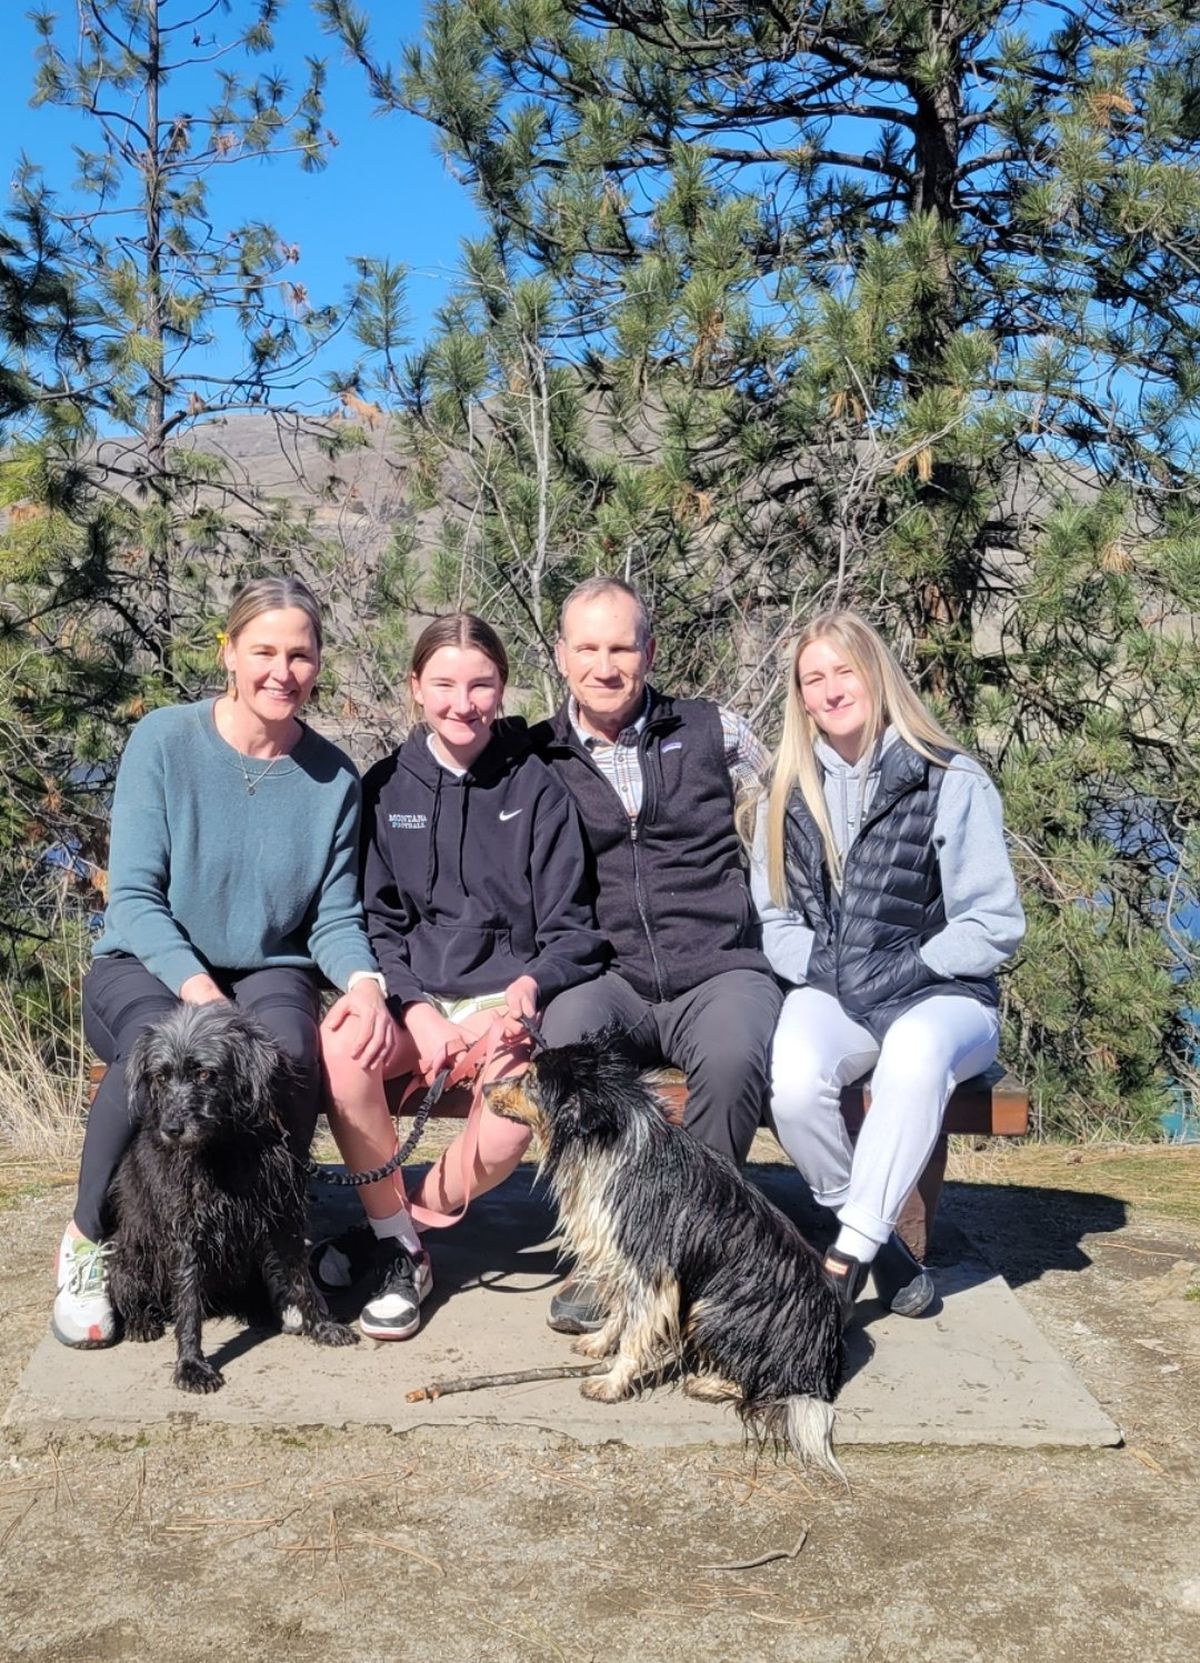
[223,575,324,655]
[764,610,963,902]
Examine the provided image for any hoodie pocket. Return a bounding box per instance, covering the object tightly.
[403,920,522,995]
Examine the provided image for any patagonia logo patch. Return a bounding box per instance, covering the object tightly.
[661,740,683,753]
[388,813,428,830]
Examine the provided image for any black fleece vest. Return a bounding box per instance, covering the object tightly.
[538,693,768,1001]
[784,740,999,1038]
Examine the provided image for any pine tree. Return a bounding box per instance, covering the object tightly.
[18,0,342,666]
[324,0,1200,1133]
[1,216,108,985]
[1,1,346,984]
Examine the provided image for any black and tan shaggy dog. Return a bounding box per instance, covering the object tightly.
[486,1031,845,1474]
[108,1003,357,1393]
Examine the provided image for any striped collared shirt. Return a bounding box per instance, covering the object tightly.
[568,693,768,821]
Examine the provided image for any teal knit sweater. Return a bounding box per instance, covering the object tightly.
[93,700,379,994]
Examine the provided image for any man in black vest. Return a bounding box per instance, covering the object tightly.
[535,577,782,1331]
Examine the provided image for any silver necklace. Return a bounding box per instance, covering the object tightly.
[235,751,287,795]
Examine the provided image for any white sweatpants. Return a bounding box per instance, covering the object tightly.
[769,987,1000,1251]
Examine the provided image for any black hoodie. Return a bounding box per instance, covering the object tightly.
[361,723,606,1008]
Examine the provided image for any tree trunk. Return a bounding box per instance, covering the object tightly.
[908,7,969,700]
[143,0,172,667]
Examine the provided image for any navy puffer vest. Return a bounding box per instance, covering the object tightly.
[784,740,999,1038]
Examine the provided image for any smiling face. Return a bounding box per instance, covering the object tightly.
[411,643,505,767]
[556,591,655,739]
[796,635,874,762]
[223,607,320,729]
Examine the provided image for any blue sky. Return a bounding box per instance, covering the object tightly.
[0,1,482,398]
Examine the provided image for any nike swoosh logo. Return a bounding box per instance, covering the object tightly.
[499,808,523,822]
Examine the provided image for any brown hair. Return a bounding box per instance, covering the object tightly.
[558,576,652,645]
[224,575,324,653]
[411,613,509,685]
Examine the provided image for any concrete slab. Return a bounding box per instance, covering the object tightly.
[5,1167,1121,1449]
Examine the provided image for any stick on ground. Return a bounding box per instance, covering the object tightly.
[406,1363,609,1402]
[698,1527,810,1572]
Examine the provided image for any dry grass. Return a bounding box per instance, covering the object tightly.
[0,971,88,1168]
[947,1138,1200,1231]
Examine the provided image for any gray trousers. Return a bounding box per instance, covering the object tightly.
[540,970,782,1166]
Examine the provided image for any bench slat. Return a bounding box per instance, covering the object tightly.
[646,1061,1028,1139]
[89,1060,1030,1137]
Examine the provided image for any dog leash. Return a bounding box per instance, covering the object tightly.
[305,1064,452,1190]
[407,1012,548,1229]
[307,1013,545,1227]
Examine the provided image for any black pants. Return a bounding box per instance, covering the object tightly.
[76,953,323,1241]
[539,969,783,1166]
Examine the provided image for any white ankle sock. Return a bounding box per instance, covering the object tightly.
[833,1224,882,1266]
[368,1209,422,1257]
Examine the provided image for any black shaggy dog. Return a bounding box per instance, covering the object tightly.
[486,1030,845,1475]
[108,1003,357,1393]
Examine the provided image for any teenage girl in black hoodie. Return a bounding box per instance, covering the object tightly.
[318,615,605,1340]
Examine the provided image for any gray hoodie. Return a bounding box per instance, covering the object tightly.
[751,730,1025,988]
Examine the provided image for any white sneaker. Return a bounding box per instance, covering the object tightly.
[358,1240,434,1341]
[51,1230,117,1348]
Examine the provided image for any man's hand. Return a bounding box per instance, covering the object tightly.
[179,973,227,1006]
[325,979,397,1073]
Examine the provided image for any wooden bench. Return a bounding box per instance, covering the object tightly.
[88,1058,1028,1262]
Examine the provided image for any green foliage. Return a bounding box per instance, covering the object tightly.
[0,2,360,996]
[322,0,1200,1135]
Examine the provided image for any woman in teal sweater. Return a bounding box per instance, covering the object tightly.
[53,575,392,1349]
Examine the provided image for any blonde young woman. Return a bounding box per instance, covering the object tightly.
[751,611,1025,1320]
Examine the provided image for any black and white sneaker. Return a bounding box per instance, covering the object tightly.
[358,1238,434,1341]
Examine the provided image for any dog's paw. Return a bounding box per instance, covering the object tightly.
[571,1330,616,1359]
[309,1318,359,1348]
[580,1372,632,1403]
[683,1373,742,1404]
[279,1302,305,1335]
[174,1356,224,1394]
[125,1315,166,1344]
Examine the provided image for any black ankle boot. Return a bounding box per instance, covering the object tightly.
[871,1232,935,1317]
[822,1248,868,1324]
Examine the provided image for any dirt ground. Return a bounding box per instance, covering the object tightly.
[2,1144,1199,1663]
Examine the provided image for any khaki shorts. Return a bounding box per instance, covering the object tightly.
[427,990,509,1025]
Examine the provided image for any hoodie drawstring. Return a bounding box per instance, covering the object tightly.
[425,767,443,911]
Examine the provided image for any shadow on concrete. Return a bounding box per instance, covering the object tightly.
[307,1163,564,1336]
[936,1179,1130,1291]
[301,1160,1128,1369]
[746,1163,1131,1303]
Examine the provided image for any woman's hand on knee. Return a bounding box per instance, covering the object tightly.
[404,1001,466,1081]
[180,973,227,1006]
[324,983,399,1073]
